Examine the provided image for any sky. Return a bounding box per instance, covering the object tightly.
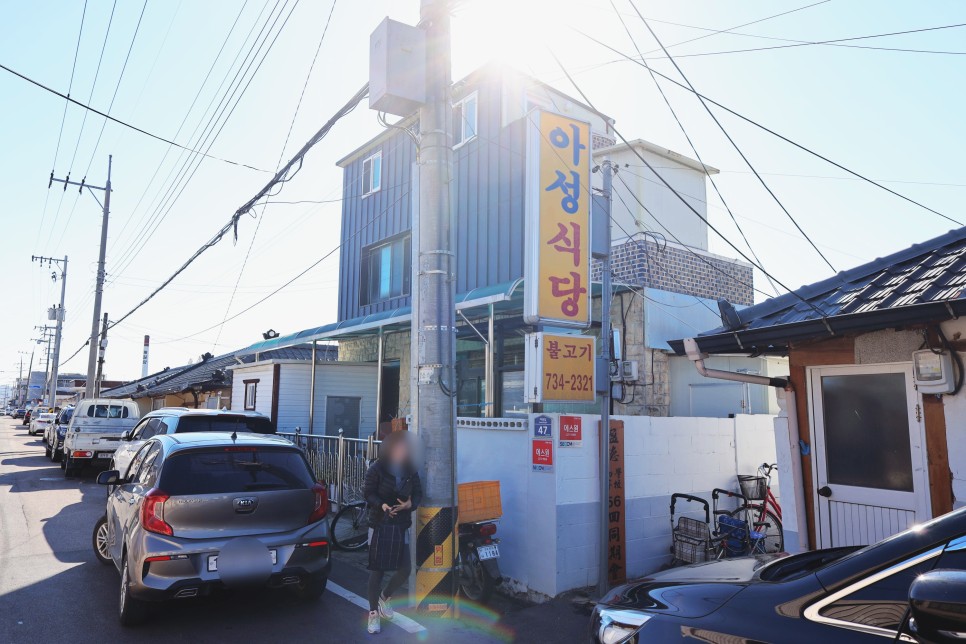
[1,0,964,386]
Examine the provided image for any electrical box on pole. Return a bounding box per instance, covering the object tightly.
[369,18,426,117]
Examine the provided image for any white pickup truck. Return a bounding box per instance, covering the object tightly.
[62,399,141,477]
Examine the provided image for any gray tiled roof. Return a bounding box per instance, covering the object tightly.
[670,227,966,355]
[102,343,334,399]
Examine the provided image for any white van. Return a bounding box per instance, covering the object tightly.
[63,399,141,477]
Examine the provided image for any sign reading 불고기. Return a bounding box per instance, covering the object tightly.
[524,110,592,328]
[525,332,596,403]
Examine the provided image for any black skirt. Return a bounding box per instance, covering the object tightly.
[368,524,406,572]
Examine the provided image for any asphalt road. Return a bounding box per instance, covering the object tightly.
[0,417,587,643]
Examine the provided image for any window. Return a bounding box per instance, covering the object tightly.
[159,448,315,495]
[244,380,258,411]
[86,403,130,418]
[359,235,411,306]
[175,415,275,434]
[362,151,382,196]
[137,417,168,440]
[134,444,162,487]
[454,91,478,147]
[325,396,361,438]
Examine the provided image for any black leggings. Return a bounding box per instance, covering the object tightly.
[368,545,411,611]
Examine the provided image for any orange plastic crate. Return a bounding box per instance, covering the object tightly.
[458,481,502,523]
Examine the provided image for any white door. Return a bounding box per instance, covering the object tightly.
[809,363,930,548]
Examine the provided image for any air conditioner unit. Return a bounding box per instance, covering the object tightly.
[621,360,639,382]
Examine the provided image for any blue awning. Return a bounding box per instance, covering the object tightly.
[239,278,524,355]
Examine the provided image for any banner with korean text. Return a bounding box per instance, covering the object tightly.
[524,332,596,403]
[524,110,592,327]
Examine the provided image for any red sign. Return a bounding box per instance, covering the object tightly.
[560,415,582,446]
[532,439,554,472]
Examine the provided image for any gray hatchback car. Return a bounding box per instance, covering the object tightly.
[93,433,331,625]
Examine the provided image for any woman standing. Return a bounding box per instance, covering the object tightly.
[362,431,422,635]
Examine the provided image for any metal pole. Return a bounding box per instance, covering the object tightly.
[94,312,109,398]
[86,155,112,398]
[43,335,53,407]
[47,257,68,409]
[486,303,495,418]
[413,0,457,615]
[598,159,614,598]
[25,347,35,406]
[375,328,384,431]
[308,340,317,435]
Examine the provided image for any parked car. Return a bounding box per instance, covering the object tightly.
[93,432,330,625]
[110,408,275,476]
[62,399,141,477]
[28,412,56,436]
[591,506,966,643]
[13,408,25,419]
[45,406,74,461]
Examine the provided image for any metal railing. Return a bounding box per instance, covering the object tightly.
[280,429,380,509]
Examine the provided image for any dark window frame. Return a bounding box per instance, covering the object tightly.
[359,234,412,307]
[243,379,259,411]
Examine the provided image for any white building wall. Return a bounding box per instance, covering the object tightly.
[939,319,966,508]
[456,413,778,598]
[229,364,275,419]
[605,144,711,251]
[669,355,789,417]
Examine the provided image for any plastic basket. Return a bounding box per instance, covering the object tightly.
[738,475,767,501]
[672,517,711,564]
[458,481,502,523]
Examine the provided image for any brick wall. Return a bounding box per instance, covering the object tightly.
[592,235,754,307]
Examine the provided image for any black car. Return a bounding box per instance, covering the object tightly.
[592,507,966,643]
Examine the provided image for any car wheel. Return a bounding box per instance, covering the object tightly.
[119,555,148,626]
[292,573,328,600]
[44,439,52,458]
[93,516,112,565]
[52,445,62,463]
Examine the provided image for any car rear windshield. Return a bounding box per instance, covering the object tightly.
[174,415,275,434]
[159,448,314,495]
[84,404,130,418]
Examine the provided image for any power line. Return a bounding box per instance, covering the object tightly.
[108,0,298,280]
[58,82,369,366]
[578,30,963,227]
[608,0,781,296]
[549,50,834,322]
[627,0,837,274]
[0,61,270,172]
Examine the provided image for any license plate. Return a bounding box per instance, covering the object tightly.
[207,549,277,572]
[96,452,113,459]
[477,544,500,560]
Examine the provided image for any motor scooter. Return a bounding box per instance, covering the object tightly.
[456,520,502,602]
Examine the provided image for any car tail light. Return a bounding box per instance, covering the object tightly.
[308,483,328,524]
[141,489,173,536]
[73,450,93,458]
[478,523,497,537]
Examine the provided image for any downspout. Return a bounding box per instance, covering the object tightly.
[308,340,317,435]
[685,338,808,552]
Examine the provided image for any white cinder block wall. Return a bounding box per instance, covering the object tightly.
[455,413,779,599]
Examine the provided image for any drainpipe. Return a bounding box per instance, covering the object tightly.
[685,338,808,551]
[683,338,787,388]
[308,340,317,435]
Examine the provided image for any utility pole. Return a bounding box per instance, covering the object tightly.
[16,352,26,406]
[33,255,68,409]
[412,0,457,615]
[597,160,615,598]
[94,312,109,397]
[35,326,54,406]
[50,155,111,398]
[25,344,36,405]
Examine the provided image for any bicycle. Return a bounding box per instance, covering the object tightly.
[330,501,371,551]
[733,463,784,554]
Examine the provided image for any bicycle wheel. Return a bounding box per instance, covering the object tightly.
[730,505,783,554]
[331,503,370,551]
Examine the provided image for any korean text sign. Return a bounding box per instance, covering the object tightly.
[525,111,592,327]
[541,333,595,403]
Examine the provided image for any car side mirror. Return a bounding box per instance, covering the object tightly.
[121,429,132,441]
[909,569,966,643]
[96,470,123,486]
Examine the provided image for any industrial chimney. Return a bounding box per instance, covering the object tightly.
[141,335,150,378]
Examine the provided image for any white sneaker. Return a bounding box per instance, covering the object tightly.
[378,594,395,620]
[368,610,381,634]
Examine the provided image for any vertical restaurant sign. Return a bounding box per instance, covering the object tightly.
[606,419,627,586]
[532,415,554,473]
[525,110,592,328]
[559,415,582,447]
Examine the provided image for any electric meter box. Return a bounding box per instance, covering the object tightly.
[369,18,425,117]
[913,349,955,394]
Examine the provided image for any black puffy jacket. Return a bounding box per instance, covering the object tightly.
[363,460,422,528]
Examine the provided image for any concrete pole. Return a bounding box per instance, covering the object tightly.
[86,155,111,398]
[598,160,614,598]
[25,347,35,406]
[94,312,109,398]
[17,354,24,406]
[413,0,458,615]
[47,256,68,409]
